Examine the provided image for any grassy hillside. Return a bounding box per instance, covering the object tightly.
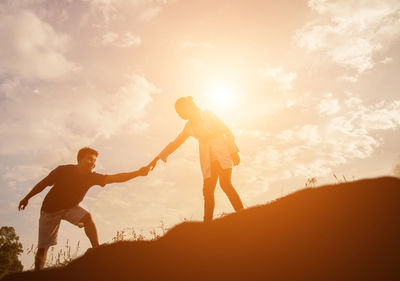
[4,176,400,281]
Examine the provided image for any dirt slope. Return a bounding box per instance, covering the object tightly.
[4,176,400,281]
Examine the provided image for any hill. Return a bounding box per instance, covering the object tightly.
[4,176,400,281]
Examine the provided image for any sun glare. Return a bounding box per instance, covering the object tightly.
[205,83,236,111]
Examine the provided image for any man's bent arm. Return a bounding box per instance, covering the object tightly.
[25,180,50,200]
[19,179,50,210]
[105,167,149,184]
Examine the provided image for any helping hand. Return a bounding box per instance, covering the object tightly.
[138,166,150,176]
[148,157,160,171]
[18,198,29,211]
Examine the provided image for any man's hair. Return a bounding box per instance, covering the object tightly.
[77,147,99,162]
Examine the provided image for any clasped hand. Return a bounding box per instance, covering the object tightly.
[146,155,167,171]
[137,166,151,176]
[139,155,167,175]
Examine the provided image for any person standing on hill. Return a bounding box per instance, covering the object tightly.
[148,96,244,222]
[18,147,150,270]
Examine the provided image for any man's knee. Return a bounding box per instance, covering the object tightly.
[80,213,94,226]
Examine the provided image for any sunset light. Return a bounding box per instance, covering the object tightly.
[1,0,400,276]
[206,82,237,111]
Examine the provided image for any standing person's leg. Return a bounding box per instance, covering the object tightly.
[219,167,244,212]
[203,162,219,222]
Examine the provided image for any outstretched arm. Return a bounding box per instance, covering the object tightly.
[104,166,150,184]
[148,125,190,170]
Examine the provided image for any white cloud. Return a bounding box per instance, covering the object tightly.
[1,165,50,184]
[0,0,47,12]
[102,73,162,130]
[337,75,358,83]
[259,64,297,91]
[0,74,161,160]
[380,57,393,64]
[276,130,294,143]
[84,0,168,23]
[101,31,141,48]
[102,31,118,44]
[359,104,400,131]
[0,10,77,80]
[246,97,400,181]
[318,93,341,115]
[138,6,162,22]
[297,0,400,76]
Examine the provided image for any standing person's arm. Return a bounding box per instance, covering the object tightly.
[18,168,58,210]
[148,125,191,170]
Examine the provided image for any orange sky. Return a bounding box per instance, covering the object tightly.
[1,0,400,269]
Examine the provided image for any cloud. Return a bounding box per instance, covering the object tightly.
[318,93,341,115]
[101,31,141,48]
[84,0,169,23]
[138,6,162,22]
[259,64,297,91]
[246,96,400,181]
[1,165,50,184]
[296,0,400,76]
[380,57,393,64]
[359,102,400,131]
[0,73,161,161]
[0,10,77,80]
[101,73,162,131]
[337,75,358,83]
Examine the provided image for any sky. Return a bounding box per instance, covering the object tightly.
[1,0,399,269]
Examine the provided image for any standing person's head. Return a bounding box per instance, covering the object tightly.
[175,96,200,120]
[77,147,98,173]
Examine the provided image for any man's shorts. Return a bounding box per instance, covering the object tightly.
[38,205,89,248]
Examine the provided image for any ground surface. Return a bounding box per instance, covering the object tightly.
[4,176,400,281]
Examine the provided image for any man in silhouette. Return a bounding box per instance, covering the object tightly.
[18,147,150,270]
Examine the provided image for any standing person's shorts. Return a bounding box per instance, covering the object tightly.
[38,205,89,248]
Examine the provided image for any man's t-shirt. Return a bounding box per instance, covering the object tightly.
[41,165,107,213]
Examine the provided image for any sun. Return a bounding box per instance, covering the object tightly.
[205,82,236,111]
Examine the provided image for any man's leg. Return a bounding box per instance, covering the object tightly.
[35,247,48,271]
[80,213,99,247]
[203,163,219,222]
[219,168,244,212]
[37,210,61,270]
